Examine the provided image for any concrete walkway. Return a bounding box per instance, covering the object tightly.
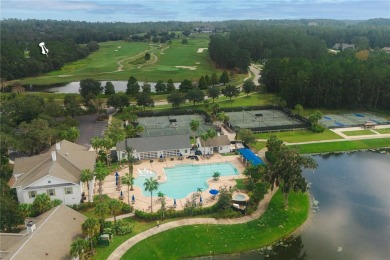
[107,188,277,260]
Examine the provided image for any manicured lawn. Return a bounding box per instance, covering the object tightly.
[342,130,376,136]
[122,190,309,259]
[93,218,157,260]
[250,141,267,151]
[375,128,390,134]
[254,129,342,143]
[235,179,249,190]
[18,34,228,85]
[294,138,390,154]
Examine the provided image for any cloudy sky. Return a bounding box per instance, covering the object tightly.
[1,0,389,22]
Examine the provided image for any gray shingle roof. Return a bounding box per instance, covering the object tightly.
[116,134,191,153]
[200,135,230,147]
[0,205,86,260]
[12,140,95,189]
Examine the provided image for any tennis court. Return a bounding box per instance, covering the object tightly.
[320,113,390,128]
[226,109,305,130]
[138,114,215,137]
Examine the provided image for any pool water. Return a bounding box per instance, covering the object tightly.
[134,162,239,199]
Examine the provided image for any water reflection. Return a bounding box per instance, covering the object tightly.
[207,151,390,260]
[26,81,180,93]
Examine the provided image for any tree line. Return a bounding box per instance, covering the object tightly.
[261,50,390,110]
[208,20,390,71]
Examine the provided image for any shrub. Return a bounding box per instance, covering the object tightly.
[120,202,133,214]
[114,220,134,235]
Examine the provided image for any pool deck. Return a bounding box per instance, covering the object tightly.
[99,154,247,212]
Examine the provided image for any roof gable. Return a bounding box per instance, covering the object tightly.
[12,140,95,189]
[200,135,230,147]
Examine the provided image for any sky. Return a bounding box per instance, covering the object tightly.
[1,0,389,22]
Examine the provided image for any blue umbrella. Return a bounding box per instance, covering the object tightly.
[209,189,219,195]
[132,195,135,202]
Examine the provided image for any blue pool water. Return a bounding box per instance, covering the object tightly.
[134,162,239,199]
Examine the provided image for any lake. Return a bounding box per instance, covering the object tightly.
[210,151,390,260]
[25,81,181,93]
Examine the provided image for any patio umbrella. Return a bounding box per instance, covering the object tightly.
[209,189,219,196]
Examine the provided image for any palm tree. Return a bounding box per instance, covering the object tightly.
[109,199,123,225]
[80,169,94,202]
[70,238,88,260]
[124,145,136,190]
[143,177,159,213]
[190,119,200,143]
[94,203,109,233]
[121,173,134,205]
[94,161,109,202]
[81,217,100,254]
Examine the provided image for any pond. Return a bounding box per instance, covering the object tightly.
[25,81,181,93]
[209,151,390,259]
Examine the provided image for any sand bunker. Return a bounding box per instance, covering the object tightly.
[197,48,208,53]
[195,62,200,64]
[175,66,197,70]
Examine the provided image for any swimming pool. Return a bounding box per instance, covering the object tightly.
[133,162,239,199]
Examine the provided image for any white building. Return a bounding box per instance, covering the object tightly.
[197,135,231,155]
[12,140,96,205]
[116,135,192,161]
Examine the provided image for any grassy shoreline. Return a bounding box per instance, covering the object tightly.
[294,138,390,154]
[121,190,308,260]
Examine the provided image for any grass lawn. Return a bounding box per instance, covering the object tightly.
[342,130,376,136]
[294,138,390,154]
[93,218,157,260]
[250,141,267,151]
[17,34,228,85]
[375,128,390,134]
[254,129,342,143]
[122,190,309,259]
[235,179,249,190]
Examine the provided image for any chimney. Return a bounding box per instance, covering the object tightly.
[55,142,61,151]
[51,151,56,161]
[26,221,36,234]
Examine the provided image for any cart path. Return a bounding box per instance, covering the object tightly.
[107,188,277,260]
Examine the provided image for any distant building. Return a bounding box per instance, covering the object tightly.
[0,205,86,260]
[333,43,355,51]
[12,140,96,205]
[116,135,191,161]
[197,135,231,155]
[382,47,390,53]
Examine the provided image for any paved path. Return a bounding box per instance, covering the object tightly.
[107,188,277,260]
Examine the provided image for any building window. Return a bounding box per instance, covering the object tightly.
[47,189,55,196]
[64,187,73,195]
[184,150,187,153]
[219,147,222,150]
[28,191,37,198]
